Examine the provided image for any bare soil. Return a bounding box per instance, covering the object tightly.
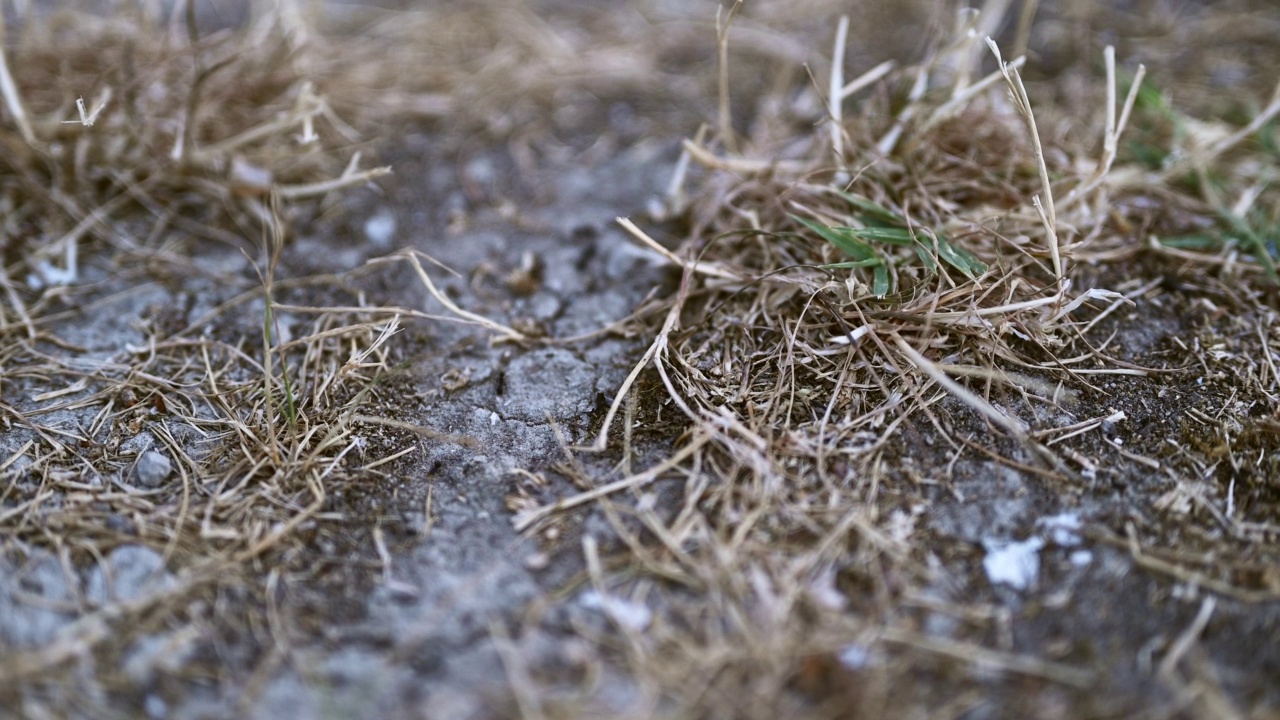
[1,2,1278,720]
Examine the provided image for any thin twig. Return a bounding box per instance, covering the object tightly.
[1158,596,1217,679]
[715,0,744,153]
[0,12,35,144]
[829,16,849,171]
[988,37,1061,279]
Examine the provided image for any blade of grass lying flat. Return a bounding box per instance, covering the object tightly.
[872,264,890,297]
[834,189,905,226]
[933,234,989,280]
[912,244,939,272]
[811,182,993,281]
[792,215,878,263]
[837,226,916,245]
[1261,117,1280,159]
[796,214,987,290]
[1127,141,1168,170]
[793,215,891,297]
[1160,234,1219,250]
[823,259,887,269]
[1217,205,1278,281]
[838,224,988,280]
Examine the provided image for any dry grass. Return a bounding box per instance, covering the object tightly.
[0,1,713,705]
[0,1,1278,718]
[0,1,463,703]
[511,2,1280,718]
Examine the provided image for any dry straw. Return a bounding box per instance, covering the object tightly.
[514,2,1280,716]
[2,1,1278,716]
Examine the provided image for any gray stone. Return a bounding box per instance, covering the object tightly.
[85,545,174,606]
[0,550,77,649]
[133,451,172,488]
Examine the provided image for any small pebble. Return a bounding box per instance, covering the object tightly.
[134,451,171,488]
[363,211,397,249]
[145,694,167,720]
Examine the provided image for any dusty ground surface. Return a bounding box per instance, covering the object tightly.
[1,1,1278,719]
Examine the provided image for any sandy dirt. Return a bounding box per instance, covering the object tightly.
[1,2,1278,719]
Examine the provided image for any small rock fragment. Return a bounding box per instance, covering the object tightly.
[364,210,397,249]
[86,545,174,605]
[134,451,172,488]
[982,537,1045,591]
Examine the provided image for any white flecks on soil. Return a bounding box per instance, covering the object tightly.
[982,536,1046,591]
[579,589,654,633]
[363,210,398,250]
[1038,512,1084,547]
[837,643,873,670]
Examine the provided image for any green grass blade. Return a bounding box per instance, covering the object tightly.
[1159,234,1219,250]
[871,265,890,297]
[934,234,989,280]
[822,259,886,269]
[834,190,905,226]
[1217,204,1278,281]
[912,244,938,272]
[837,226,917,245]
[792,215,877,261]
[794,215,891,296]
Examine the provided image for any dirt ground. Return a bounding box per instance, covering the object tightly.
[1,1,1278,719]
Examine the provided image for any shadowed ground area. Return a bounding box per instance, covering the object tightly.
[0,1,1277,719]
